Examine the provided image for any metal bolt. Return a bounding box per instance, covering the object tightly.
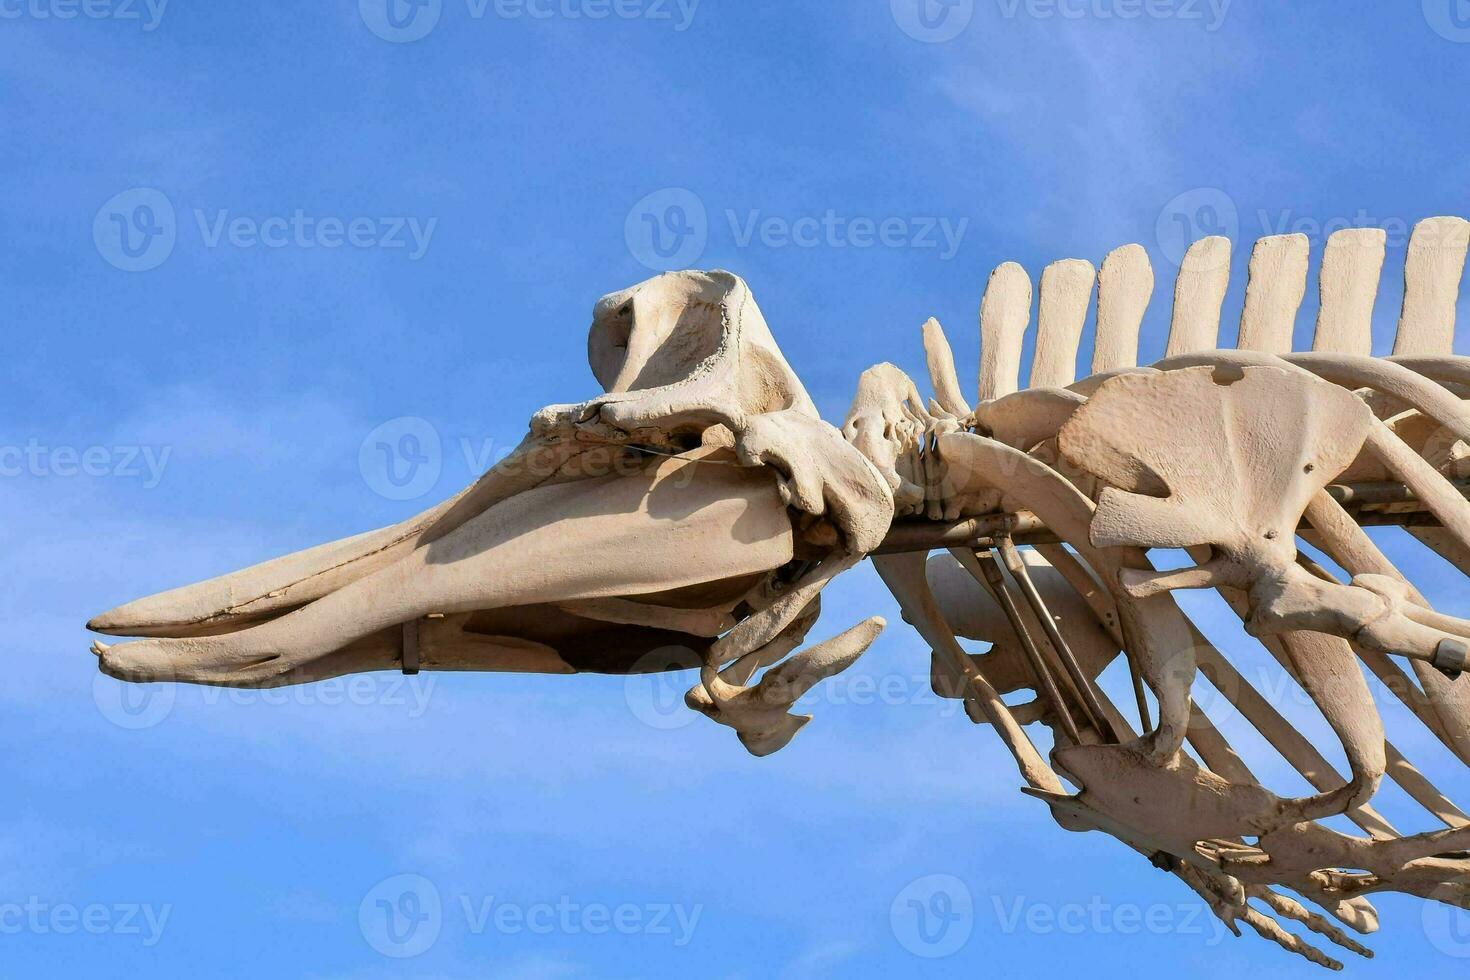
[1433,637,1468,680]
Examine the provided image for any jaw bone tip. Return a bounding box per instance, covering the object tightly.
[87,603,142,634]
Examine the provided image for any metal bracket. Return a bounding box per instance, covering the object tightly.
[401,620,420,675]
[1433,637,1468,681]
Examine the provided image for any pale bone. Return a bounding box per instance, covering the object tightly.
[978,261,1033,403]
[97,452,799,686]
[934,430,1195,761]
[685,617,885,757]
[1245,886,1373,960]
[995,537,1116,737]
[938,544,1252,782]
[92,218,1470,968]
[1237,233,1309,354]
[942,526,1396,835]
[841,363,932,515]
[973,387,1086,452]
[717,597,821,687]
[1057,365,1470,666]
[540,269,818,434]
[93,271,893,761]
[1018,675,1339,951]
[1045,738,1470,903]
[87,434,590,637]
[1195,556,1388,829]
[944,546,1091,743]
[1031,258,1096,389]
[1150,348,1470,446]
[921,316,972,417]
[1040,529,1400,837]
[1034,541,1153,727]
[1385,745,1469,828]
[1092,243,1153,374]
[872,552,1065,793]
[925,548,1117,705]
[1393,216,1470,355]
[554,597,735,637]
[1192,639,1398,840]
[1165,236,1231,356]
[1313,227,1386,355]
[1301,492,1470,764]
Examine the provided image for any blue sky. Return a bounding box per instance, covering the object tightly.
[4,1,1470,976]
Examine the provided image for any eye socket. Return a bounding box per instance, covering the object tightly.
[603,301,635,350]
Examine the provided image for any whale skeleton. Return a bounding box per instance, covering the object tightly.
[91,218,1470,969]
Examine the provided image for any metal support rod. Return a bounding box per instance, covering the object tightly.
[1033,542,1153,733]
[401,620,420,675]
[1327,477,1470,507]
[874,512,1052,555]
[996,537,1119,742]
[972,548,1082,745]
[872,478,1468,557]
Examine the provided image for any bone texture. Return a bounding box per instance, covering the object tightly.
[91,217,1470,971]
